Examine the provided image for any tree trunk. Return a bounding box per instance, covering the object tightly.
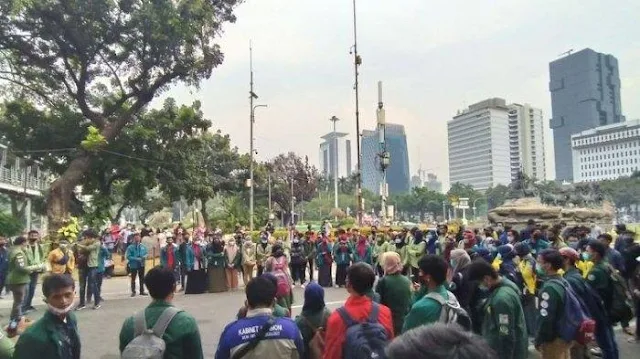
[46,155,92,235]
[200,198,210,228]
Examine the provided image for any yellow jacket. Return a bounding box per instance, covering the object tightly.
[518,257,537,295]
[47,247,75,274]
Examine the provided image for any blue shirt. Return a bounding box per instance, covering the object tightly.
[216,308,304,359]
[125,243,148,270]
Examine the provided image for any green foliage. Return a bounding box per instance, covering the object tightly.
[0,211,23,237]
[485,184,509,209]
[599,173,640,210]
[0,0,243,226]
[391,187,447,221]
[80,126,107,151]
[266,153,319,223]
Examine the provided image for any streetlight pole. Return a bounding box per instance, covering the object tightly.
[267,173,272,214]
[330,116,340,221]
[352,0,363,226]
[248,41,267,232]
[472,197,484,220]
[290,179,295,225]
[442,200,447,222]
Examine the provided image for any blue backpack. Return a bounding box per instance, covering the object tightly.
[337,302,389,359]
[548,279,596,345]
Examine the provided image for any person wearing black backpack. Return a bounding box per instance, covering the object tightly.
[323,263,394,359]
[559,247,618,359]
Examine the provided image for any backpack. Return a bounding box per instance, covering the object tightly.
[425,291,472,331]
[272,257,291,297]
[121,307,181,359]
[604,265,635,324]
[548,279,596,345]
[337,303,389,359]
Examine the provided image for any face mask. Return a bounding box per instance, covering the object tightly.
[47,298,77,316]
[535,265,546,277]
[507,236,514,243]
[261,238,268,243]
[478,282,489,292]
[293,240,299,244]
[395,238,402,244]
[229,240,236,245]
[450,259,457,268]
[581,252,591,261]
[59,243,68,249]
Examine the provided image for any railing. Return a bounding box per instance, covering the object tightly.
[0,166,49,192]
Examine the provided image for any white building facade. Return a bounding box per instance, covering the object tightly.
[571,119,640,182]
[508,103,546,181]
[319,132,352,181]
[448,98,511,191]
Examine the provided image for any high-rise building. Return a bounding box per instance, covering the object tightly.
[361,123,410,195]
[448,98,511,191]
[508,103,546,181]
[319,132,351,180]
[571,119,640,182]
[549,48,625,182]
[448,98,547,191]
[425,173,443,193]
[410,175,422,189]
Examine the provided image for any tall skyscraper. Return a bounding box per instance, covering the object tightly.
[448,98,511,191]
[508,103,546,181]
[361,123,410,195]
[549,48,625,182]
[448,98,546,191]
[319,132,351,180]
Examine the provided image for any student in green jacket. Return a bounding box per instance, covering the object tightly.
[393,233,410,276]
[7,237,45,327]
[467,259,528,359]
[14,274,81,359]
[22,230,45,314]
[402,255,450,332]
[375,251,412,335]
[119,266,203,359]
[372,229,389,277]
[75,229,102,310]
[407,230,426,281]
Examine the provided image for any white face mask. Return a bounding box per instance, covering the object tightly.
[47,298,78,316]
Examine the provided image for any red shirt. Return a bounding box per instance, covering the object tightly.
[323,295,394,359]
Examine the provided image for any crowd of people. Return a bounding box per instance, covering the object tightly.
[0,219,638,359]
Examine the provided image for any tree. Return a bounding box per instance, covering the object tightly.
[266,153,319,224]
[485,184,509,209]
[447,182,483,217]
[0,211,23,237]
[0,0,242,230]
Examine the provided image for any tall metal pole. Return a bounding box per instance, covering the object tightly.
[268,173,272,214]
[330,116,340,221]
[249,42,255,232]
[377,81,388,226]
[290,179,295,225]
[442,200,446,221]
[352,0,363,226]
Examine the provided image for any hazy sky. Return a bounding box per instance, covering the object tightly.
[163,0,640,190]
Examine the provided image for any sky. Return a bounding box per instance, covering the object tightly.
[162,0,640,191]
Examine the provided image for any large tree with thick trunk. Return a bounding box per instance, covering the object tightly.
[0,0,242,230]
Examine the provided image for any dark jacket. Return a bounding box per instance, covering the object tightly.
[14,311,81,359]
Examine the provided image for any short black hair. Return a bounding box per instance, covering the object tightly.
[466,259,498,281]
[42,274,75,298]
[527,219,536,226]
[28,230,39,235]
[385,323,497,359]
[597,233,613,244]
[587,239,607,258]
[418,255,448,285]
[538,249,563,271]
[347,262,376,295]
[13,236,26,245]
[144,266,176,299]
[246,276,277,308]
[83,229,99,239]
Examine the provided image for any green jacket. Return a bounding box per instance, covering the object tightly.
[23,242,45,266]
[375,273,412,334]
[394,243,409,267]
[256,242,272,266]
[402,284,449,333]
[7,246,41,285]
[407,240,426,268]
[482,278,528,359]
[372,240,390,266]
[119,301,203,359]
[534,274,565,346]
[75,239,101,268]
[585,261,611,308]
[0,331,15,359]
[14,311,81,359]
[304,240,317,261]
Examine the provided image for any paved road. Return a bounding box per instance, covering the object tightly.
[1,277,637,358]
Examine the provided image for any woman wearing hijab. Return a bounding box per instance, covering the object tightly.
[448,249,473,311]
[295,282,331,359]
[316,234,334,288]
[352,232,373,265]
[393,232,410,276]
[375,251,412,335]
[206,235,228,293]
[265,244,294,312]
[333,234,353,287]
[223,235,242,291]
[185,234,207,294]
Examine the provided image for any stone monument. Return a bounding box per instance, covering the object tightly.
[488,172,614,229]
